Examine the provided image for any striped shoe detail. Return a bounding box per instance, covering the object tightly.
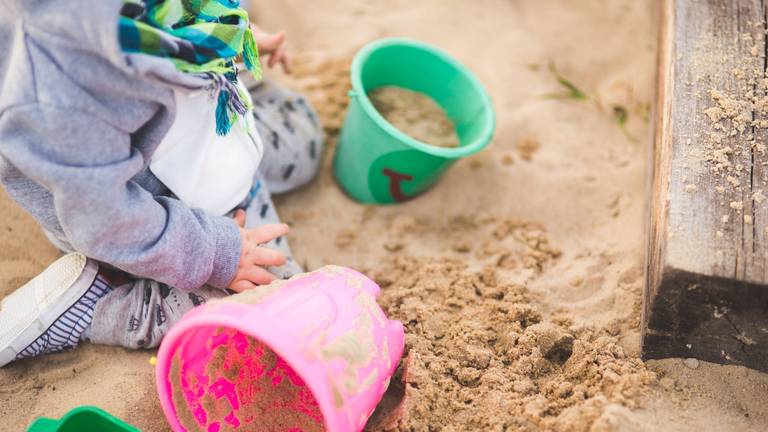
[15,276,112,360]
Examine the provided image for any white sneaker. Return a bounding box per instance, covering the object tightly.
[0,253,111,367]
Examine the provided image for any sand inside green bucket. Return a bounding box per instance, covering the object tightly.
[368,86,460,148]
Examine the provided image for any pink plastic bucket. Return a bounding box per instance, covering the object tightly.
[155,266,405,432]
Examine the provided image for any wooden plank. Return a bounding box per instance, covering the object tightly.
[643,0,768,371]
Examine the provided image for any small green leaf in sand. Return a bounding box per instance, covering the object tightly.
[543,63,588,101]
[612,105,637,142]
[613,105,628,127]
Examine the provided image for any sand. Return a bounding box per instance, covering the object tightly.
[365,256,655,431]
[170,327,324,432]
[1,0,768,431]
[368,86,460,148]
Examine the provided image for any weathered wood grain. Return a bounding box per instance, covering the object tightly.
[643,0,768,371]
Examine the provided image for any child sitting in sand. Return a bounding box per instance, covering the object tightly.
[0,0,322,366]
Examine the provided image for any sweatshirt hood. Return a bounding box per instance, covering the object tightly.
[4,0,127,70]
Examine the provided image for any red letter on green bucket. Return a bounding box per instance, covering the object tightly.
[382,168,413,202]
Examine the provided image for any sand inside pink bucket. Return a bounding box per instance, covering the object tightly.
[170,327,325,432]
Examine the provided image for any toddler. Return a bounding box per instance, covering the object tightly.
[0,0,322,365]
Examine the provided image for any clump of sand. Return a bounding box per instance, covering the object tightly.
[516,137,541,161]
[365,256,656,432]
[368,86,460,148]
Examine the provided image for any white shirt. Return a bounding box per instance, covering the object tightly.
[149,85,263,216]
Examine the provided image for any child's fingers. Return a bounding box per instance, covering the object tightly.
[280,50,292,74]
[248,246,286,267]
[229,279,257,293]
[258,31,285,54]
[268,43,286,69]
[246,223,290,244]
[267,52,277,69]
[241,266,277,285]
[267,31,286,51]
[233,209,246,227]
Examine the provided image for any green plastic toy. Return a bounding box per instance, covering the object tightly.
[334,38,496,204]
[27,406,139,432]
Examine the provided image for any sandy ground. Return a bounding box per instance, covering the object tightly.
[2,0,768,430]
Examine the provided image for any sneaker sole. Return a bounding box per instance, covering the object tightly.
[0,253,97,366]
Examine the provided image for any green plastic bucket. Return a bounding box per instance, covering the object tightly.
[334,38,496,204]
[27,406,139,432]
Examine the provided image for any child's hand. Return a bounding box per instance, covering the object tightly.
[228,210,289,292]
[250,24,292,74]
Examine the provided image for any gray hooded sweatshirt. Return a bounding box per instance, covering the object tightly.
[0,0,241,291]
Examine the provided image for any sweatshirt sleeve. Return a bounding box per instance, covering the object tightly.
[0,103,241,291]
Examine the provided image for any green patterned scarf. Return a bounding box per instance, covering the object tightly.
[118,0,262,135]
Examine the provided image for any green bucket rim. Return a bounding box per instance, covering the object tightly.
[27,406,139,432]
[350,37,496,159]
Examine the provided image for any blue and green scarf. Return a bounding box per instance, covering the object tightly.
[119,0,262,135]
